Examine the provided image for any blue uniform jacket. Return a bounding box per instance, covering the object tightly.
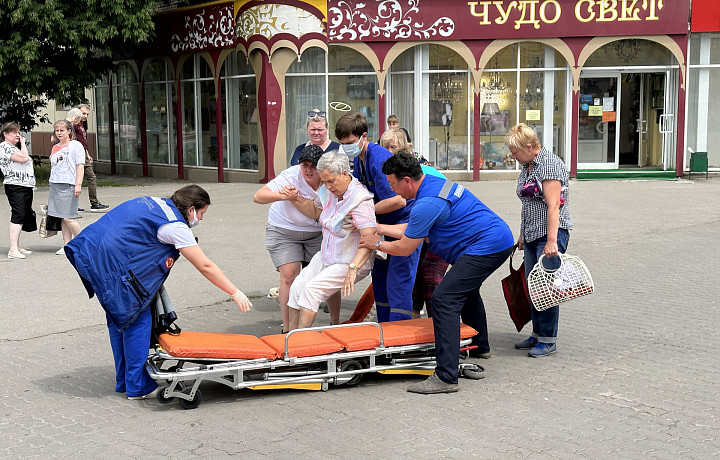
[409,175,514,264]
[65,197,185,331]
[353,142,411,225]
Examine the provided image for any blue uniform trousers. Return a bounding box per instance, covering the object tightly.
[106,307,158,397]
[431,247,513,384]
[373,239,422,322]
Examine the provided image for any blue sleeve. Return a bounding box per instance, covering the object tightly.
[404,198,450,239]
[290,144,304,166]
[368,145,395,201]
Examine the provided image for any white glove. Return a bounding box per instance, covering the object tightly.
[231,289,252,311]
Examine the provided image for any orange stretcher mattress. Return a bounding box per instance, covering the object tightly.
[157,318,478,360]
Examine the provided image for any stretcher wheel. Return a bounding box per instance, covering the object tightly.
[340,360,363,386]
[178,388,202,410]
[156,385,174,405]
[461,364,486,380]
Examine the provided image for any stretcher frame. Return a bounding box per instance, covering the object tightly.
[146,321,486,409]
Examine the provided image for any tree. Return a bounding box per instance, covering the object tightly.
[0,0,160,131]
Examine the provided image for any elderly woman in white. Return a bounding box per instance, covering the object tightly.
[286,150,377,331]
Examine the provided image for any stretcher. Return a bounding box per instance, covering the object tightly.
[146,318,486,409]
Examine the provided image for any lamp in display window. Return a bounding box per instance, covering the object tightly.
[523,72,544,109]
[432,73,465,104]
[480,58,511,106]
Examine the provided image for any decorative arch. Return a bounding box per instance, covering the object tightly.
[576,36,686,91]
[476,39,577,94]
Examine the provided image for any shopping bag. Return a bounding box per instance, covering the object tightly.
[527,253,594,311]
[38,204,58,238]
[501,245,531,332]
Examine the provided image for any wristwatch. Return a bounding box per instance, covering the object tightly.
[375,240,382,249]
[348,263,358,270]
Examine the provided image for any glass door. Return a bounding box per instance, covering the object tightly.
[577,73,620,169]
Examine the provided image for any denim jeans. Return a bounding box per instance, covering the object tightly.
[523,229,570,344]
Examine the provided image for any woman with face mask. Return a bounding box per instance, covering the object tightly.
[64,184,252,400]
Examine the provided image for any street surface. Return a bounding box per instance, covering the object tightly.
[1,176,718,458]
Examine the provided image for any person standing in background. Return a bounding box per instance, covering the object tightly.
[75,104,109,212]
[0,122,36,259]
[289,110,340,166]
[48,120,84,255]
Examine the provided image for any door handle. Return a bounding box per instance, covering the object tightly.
[595,121,607,134]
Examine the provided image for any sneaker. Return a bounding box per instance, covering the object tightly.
[127,388,158,400]
[78,208,85,212]
[514,336,538,350]
[56,247,66,256]
[19,248,32,255]
[7,250,26,259]
[528,342,557,358]
[406,372,458,394]
[90,203,110,212]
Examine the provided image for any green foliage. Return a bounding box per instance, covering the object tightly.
[0,0,160,131]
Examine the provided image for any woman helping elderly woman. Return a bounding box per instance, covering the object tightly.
[284,150,377,331]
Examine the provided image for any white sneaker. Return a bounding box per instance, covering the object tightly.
[127,388,158,400]
[8,250,26,259]
[19,248,32,255]
[56,247,66,255]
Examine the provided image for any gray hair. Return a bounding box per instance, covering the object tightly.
[67,107,83,123]
[317,150,349,175]
[77,103,91,111]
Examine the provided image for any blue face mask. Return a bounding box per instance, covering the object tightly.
[340,137,364,158]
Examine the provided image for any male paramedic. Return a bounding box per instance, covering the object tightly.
[359,153,514,394]
[65,185,252,400]
[335,112,421,322]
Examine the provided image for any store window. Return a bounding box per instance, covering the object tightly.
[329,46,379,141]
[388,48,415,142]
[221,51,258,170]
[180,56,216,167]
[113,62,141,163]
[94,76,110,161]
[482,43,569,168]
[286,47,327,164]
[687,33,720,168]
[144,59,176,165]
[424,44,471,170]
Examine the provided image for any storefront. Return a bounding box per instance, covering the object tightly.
[686,0,720,170]
[92,0,695,182]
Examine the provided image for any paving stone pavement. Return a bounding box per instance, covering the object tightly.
[1,176,719,458]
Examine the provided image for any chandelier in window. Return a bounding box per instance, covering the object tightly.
[480,58,511,106]
[523,72,544,108]
[432,73,465,104]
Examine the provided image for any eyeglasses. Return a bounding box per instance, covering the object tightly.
[308,110,327,118]
[388,177,404,191]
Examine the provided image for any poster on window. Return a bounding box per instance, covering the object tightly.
[480,110,509,136]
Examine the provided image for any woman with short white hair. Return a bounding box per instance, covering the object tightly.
[286,150,377,330]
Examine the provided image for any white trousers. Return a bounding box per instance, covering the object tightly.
[288,251,372,312]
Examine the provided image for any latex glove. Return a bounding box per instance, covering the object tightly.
[231,289,252,311]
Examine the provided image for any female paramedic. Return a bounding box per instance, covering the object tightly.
[64,184,252,399]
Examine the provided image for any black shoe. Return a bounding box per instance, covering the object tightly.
[90,203,110,212]
[77,208,85,212]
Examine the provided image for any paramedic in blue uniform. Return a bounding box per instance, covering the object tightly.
[64,185,252,400]
[334,112,421,322]
[359,153,514,394]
